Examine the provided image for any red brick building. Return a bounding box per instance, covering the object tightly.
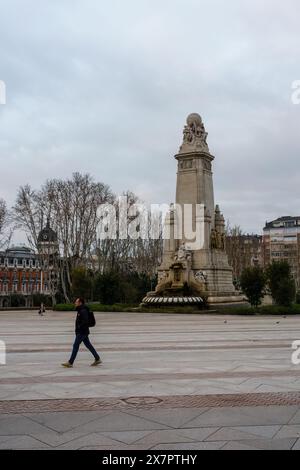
[0,221,59,307]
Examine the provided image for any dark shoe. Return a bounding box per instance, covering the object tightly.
[61,362,73,368]
[90,359,102,366]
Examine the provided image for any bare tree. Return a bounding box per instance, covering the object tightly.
[14,185,42,249]
[225,221,262,283]
[14,176,163,303]
[0,198,12,249]
[97,192,163,277]
[14,173,114,302]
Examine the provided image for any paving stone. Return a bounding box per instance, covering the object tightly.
[99,430,154,445]
[28,430,100,447]
[152,441,226,450]
[291,438,300,450]
[124,429,196,447]
[54,432,124,449]
[78,411,170,433]
[274,425,300,439]
[78,444,150,450]
[222,441,260,450]
[288,410,300,424]
[172,427,219,441]
[2,311,300,450]
[124,408,209,429]
[205,427,274,441]
[0,435,51,450]
[25,410,112,432]
[0,414,53,435]
[184,406,299,428]
[228,425,280,439]
[236,437,298,450]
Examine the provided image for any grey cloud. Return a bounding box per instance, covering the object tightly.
[0,0,300,243]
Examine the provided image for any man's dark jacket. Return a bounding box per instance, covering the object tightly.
[75,304,90,335]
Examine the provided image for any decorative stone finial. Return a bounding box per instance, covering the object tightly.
[179,113,209,154]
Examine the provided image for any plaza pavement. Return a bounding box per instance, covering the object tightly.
[1,310,300,449]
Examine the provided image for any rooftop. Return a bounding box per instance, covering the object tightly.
[264,216,300,230]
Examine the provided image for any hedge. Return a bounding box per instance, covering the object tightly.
[53,303,139,312]
[53,303,300,315]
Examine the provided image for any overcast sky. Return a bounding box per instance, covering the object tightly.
[1,0,300,243]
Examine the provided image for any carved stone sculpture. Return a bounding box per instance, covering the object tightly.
[181,113,209,153]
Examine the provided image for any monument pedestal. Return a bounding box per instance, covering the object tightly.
[142,113,245,307]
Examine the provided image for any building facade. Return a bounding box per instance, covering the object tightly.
[225,234,263,285]
[0,221,59,307]
[263,216,300,289]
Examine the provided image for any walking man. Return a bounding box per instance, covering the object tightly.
[38,302,45,316]
[62,297,101,368]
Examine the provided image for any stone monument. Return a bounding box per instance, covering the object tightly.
[142,113,244,307]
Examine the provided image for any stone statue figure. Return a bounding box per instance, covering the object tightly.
[210,229,217,249]
[179,113,210,153]
[174,243,192,262]
[211,229,225,250]
[158,271,168,282]
[155,271,171,295]
[183,125,193,144]
[182,114,208,145]
[216,230,222,250]
[221,233,225,250]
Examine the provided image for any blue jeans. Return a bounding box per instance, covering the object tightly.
[69,334,100,364]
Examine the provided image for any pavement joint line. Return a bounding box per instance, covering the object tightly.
[1,369,300,385]
[287,405,300,425]
[5,343,296,353]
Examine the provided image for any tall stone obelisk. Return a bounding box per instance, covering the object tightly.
[143,113,244,306]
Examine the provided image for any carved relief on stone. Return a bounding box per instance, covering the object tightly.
[203,159,212,171]
[179,159,193,170]
[194,270,207,283]
[189,270,208,295]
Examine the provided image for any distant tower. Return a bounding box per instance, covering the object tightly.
[142,113,244,307]
[37,218,59,296]
[37,218,58,255]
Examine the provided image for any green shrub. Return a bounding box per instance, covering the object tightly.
[240,266,266,308]
[32,293,52,307]
[136,306,204,314]
[53,303,139,312]
[10,294,26,308]
[53,303,75,311]
[93,271,156,304]
[219,304,300,315]
[266,261,296,306]
[71,268,93,300]
[258,304,300,315]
